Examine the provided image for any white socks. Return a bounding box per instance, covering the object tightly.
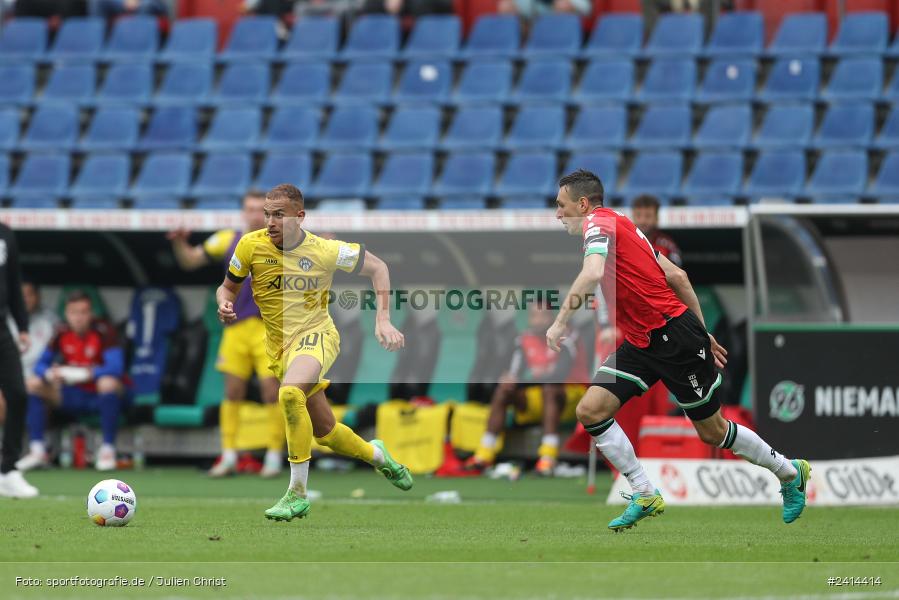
[585,418,655,496]
[288,461,310,497]
[719,420,798,483]
[540,434,560,450]
[30,441,46,456]
[370,443,385,467]
[221,449,237,466]
[480,432,498,450]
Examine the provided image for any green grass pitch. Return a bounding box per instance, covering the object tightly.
[1,467,897,599]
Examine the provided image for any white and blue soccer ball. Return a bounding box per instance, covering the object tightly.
[87,479,137,527]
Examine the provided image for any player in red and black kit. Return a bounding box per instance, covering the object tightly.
[18,290,127,472]
[548,170,810,530]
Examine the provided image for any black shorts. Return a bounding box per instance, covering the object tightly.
[592,309,722,421]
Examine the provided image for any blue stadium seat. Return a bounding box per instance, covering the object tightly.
[0,18,47,62]
[270,62,330,106]
[827,12,888,56]
[372,153,434,197]
[282,16,339,61]
[380,106,441,151]
[0,110,18,152]
[681,152,743,200]
[442,196,487,210]
[803,150,867,200]
[637,59,696,103]
[402,15,461,59]
[869,152,899,199]
[704,11,762,57]
[103,16,158,62]
[433,152,495,197]
[582,14,643,59]
[0,154,7,197]
[213,63,270,106]
[495,152,557,197]
[504,105,565,150]
[753,103,814,149]
[96,62,152,105]
[155,62,213,106]
[130,152,192,200]
[696,59,756,103]
[79,107,140,151]
[191,153,253,199]
[743,150,805,199]
[643,13,704,58]
[340,15,399,61]
[158,18,216,63]
[261,106,319,151]
[333,62,393,106]
[767,13,827,57]
[886,71,899,102]
[565,152,618,186]
[131,195,182,209]
[312,152,373,198]
[140,106,197,150]
[694,104,752,150]
[759,58,820,102]
[254,153,313,191]
[459,15,520,59]
[501,196,549,209]
[21,105,78,151]
[822,58,882,102]
[511,59,572,104]
[441,106,503,151]
[565,105,627,150]
[619,152,682,197]
[874,107,899,149]
[452,60,512,105]
[219,16,278,62]
[522,14,582,59]
[40,64,95,105]
[889,33,899,58]
[47,18,104,62]
[70,196,121,209]
[200,107,261,152]
[629,105,691,149]
[0,64,34,105]
[70,154,130,200]
[394,60,453,105]
[812,102,874,149]
[319,106,379,151]
[573,60,634,104]
[378,196,426,210]
[11,154,69,203]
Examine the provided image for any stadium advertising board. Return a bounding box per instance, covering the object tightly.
[755,328,899,459]
[607,456,899,506]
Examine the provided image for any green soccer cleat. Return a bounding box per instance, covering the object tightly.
[264,490,310,522]
[608,489,665,532]
[371,439,414,491]
[781,459,811,524]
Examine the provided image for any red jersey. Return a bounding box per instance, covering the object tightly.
[648,230,682,267]
[511,330,590,384]
[37,319,123,392]
[582,207,686,348]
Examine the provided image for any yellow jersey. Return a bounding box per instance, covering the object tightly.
[227,229,363,358]
[203,229,239,262]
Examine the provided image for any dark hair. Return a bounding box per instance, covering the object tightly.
[266,184,304,210]
[65,290,91,306]
[559,169,604,207]
[632,194,661,212]
[243,189,266,205]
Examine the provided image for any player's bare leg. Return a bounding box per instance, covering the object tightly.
[576,386,664,531]
[693,409,809,523]
[535,384,564,476]
[259,376,284,478]
[465,384,520,472]
[209,373,247,477]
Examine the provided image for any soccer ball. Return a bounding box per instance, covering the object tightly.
[87,479,137,527]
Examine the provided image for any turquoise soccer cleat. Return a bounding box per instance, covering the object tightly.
[264,490,310,522]
[371,439,414,491]
[608,489,665,532]
[781,459,811,524]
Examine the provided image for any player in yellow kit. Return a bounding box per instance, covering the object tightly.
[216,184,413,521]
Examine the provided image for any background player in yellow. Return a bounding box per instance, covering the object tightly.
[168,191,285,478]
[216,184,413,521]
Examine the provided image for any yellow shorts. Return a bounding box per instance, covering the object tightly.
[514,384,586,426]
[216,317,276,380]
[269,326,340,396]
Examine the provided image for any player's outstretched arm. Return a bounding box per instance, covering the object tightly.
[358,250,404,352]
[547,253,605,352]
[658,254,728,368]
[215,277,241,325]
[166,228,210,271]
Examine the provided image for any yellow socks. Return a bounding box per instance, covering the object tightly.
[267,402,285,452]
[219,399,241,452]
[315,423,375,464]
[279,386,312,463]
